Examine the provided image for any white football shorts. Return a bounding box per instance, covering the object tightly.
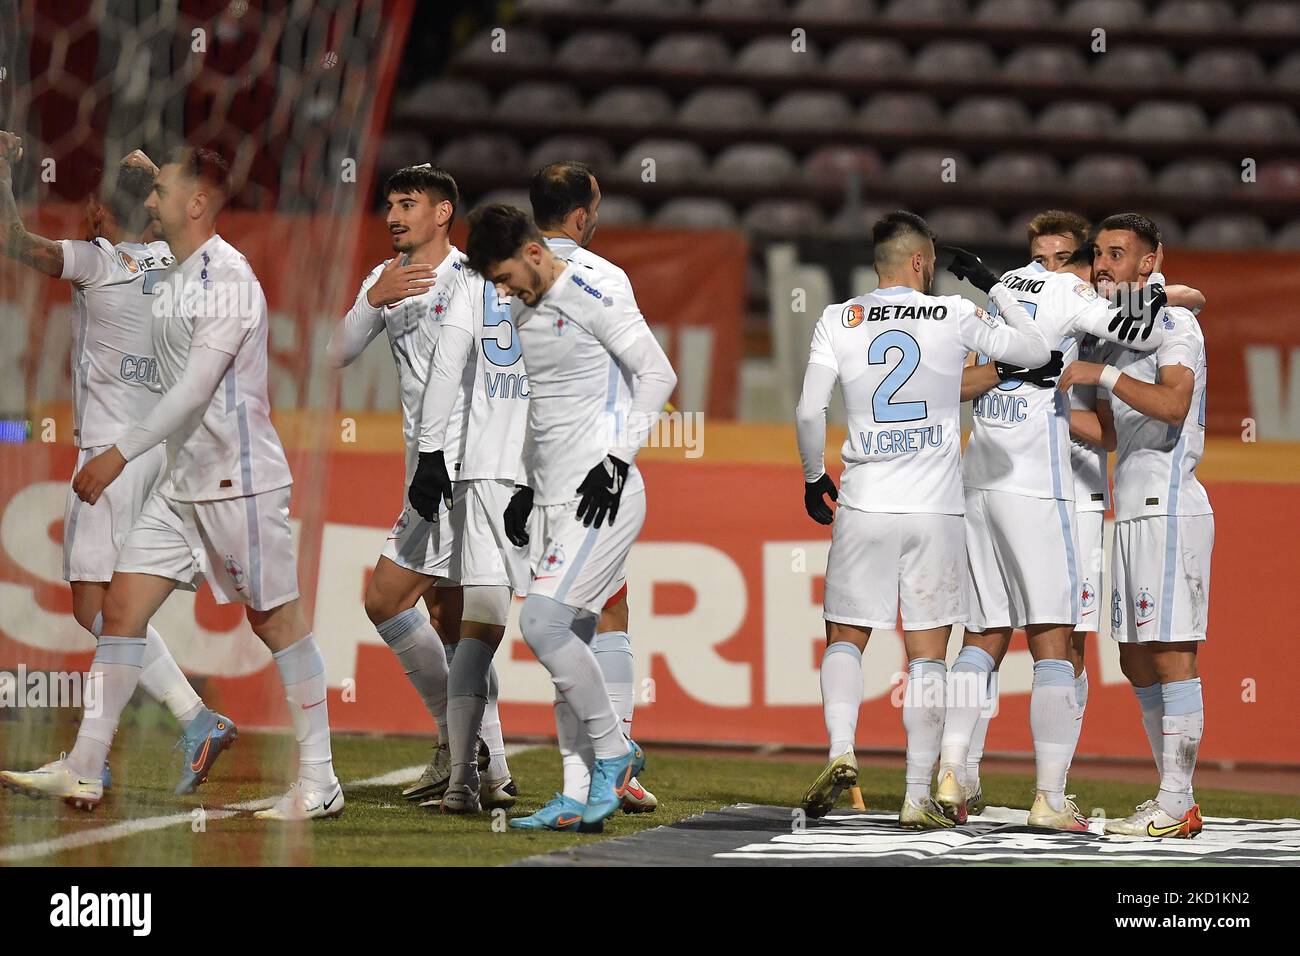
[63,443,167,583]
[1074,509,1106,634]
[1110,514,1213,644]
[380,498,455,581]
[528,489,645,614]
[449,478,530,595]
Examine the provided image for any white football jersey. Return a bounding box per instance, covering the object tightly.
[513,261,653,506]
[437,258,528,481]
[149,234,292,501]
[60,238,174,448]
[1109,306,1212,521]
[963,263,1151,500]
[1069,336,1121,513]
[350,246,470,486]
[808,285,1048,514]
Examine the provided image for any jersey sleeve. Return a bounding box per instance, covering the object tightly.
[807,307,839,373]
[1156,309,1199,370]
[1067,280,1165,352]
[957,292,1051,368]
[327,263,388,368]
[189,260,250,356]
[59,239,116,288]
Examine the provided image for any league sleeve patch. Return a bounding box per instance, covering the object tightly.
[1072,281,1099,301]
[975,306,998,329]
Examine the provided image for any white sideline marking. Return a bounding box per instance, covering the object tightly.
[0,745,536,861]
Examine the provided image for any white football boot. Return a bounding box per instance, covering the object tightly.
[481,774,519,810]
[1027,793,1090,832]
[621,776,658,814]
[1103,799,1202,838]
[934,767,968,824]
[0,755,103,810]
[253,779,345,821]
[899,794,956,830]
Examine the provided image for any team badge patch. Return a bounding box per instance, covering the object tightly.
[390,510,410,539]
[541,543,565,573]
[842,304,865,328]
[553,315,568,336]
[431,288,450,319]
[119,251,140,274]
[1135,589,1156,625]
[1110,588,1123,630]
[975,306,998,329]
[1162,313,1176,330]
[1081,582,1096,608]
[223,554,247,592]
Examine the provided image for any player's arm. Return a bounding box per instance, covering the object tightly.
[1072,281,1167,351]
[1069,399,1117,451]
[1059,361,1193,428]
[0,134,63,277]
[795,359,839,524]
[959,288,1051,369]
[1167,285,1205,314]
[326,267,390,368]
[960,362,1000,401]
[72,344,233,504]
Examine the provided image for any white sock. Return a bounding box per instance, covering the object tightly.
[68,635,147,779]
[138,626,204,726]
[446,638,492,788]
[273,634,335,788]
[902,658,946,800]
[555,695,593,802]
[375,607,449,739]
[1133,682,1165,777]
[481,663,510,779]
[1067,669,1089,773]
[593,630,635,738]
[1030,660,1077,811]
[820,642,862,758]
[1157,678,1203,817]
[966,670,997,792]
[941,645,995,780]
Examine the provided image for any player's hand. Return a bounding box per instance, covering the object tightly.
[804,472,838,525]
[575,455,630,528]
[408,450,452,522]
[1057,361,1104,393]
[0,130,23,164]
[503,485,534,547]
[996,350,1063,388]
[120,148,158,177]
[72,446,127,505]
[941,245,999,294]
[366,257,435,308]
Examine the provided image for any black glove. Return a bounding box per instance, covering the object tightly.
[1107,283,1166,344]
[408,450,452,522]
[995,350,1064,388]
[941,245,999,294]
[804,472,838,525]
[503,485,534,547]
[575,455,630,528]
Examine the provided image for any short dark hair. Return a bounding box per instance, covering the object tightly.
[384,164,460,224]
[529,161,595,230]
[106,162,156,234]
[1028,209,1090,248]
[1064,243,1092,268]
[465,203,546,276]
[871,210,934,264]
[1095,212,1161,252]
[168,146,230,197]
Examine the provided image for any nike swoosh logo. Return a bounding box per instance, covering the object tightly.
[1147,819,1186,837]
[190,732,213,771]
[302,698,326,710]
[534,575,556,581]
[555,814,581,827]
[624,782,645,800]
[1136,619,1152,626]
[605,479,620,494]
[614,766,633,797]
[323,790,340,811]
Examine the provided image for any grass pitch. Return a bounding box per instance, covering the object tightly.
[1,704,1294,867]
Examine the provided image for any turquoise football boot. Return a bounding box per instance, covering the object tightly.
[174,708,238,795]
[581,739,644,827]
[508,793,587,831]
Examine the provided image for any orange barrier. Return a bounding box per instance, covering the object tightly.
[2,428,1296,764]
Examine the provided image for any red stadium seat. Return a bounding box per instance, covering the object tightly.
[927,207,1006,244]
[826,38,912,79]
[711,143,800,187]
[587,86,676,126]
[974,0,1058,23]
[1155,159,1241,198]
[1064,0,1145,27]
[653,197,741,228]
[556,31,643,69]
[617,138,710,183]
[977,153,1063,189]
[802,145,887,186]
[1152,0,1235,30]
[743,199,828,234]
[527,136,618,173]
[494,82,583,121]
[646,33,733,75]
[1185,214,1271,249]
[859,93,944,132]
[769,91,855,130]
[1121,102,1209,141]
[735,36,823,76]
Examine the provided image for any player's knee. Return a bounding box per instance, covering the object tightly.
[363,584,398,626]
[72,604,100,634]
[520,595,576,655]
[100,585,135,635]
[462,585,509,628]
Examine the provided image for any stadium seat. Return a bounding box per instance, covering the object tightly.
[1120,102,1209,141]
[883,0,968,21]
[802,145,887,186]
[703,0,788,14]
[1276,53,1300,90]
[769,91,854,130]
[859,93,944,132]
[1069,154,1153,190]
[455,27,550,66]
[949,97,1034,134]
[610,0,694,9]
[679,87,766,129]
[1036,101,1122,137]
[520,0,602,9]
[825,38,911,79]
[889,149,973,188]
[646,34,733,75]
[587,86,675,126]
[735,36,821,76]
[796,0,879,20]
[977,153,1063,189]
[1257,159,1300,198]
[827,202,906,236]
[1244,1,1300,31]
[435,135,525,178]
[1003,209,1044,247]
[494,82,583,121]
[1185,214,1271,249]
[593,194,648,225]
[1272,219,1300,249]
[1094,46,1180,85]
[912,41,999,81]
[1064,0,1145,27]
[1182,49,1267,89]
[1003,46,1089,81]
[652,197,740,228]
[926,207,1004,244]
[526,136,617,173]
[1155,159,1240,197]
[711,143,799,187]
[378,131,433,175]
[392,78,489,121]
[618,139,709,184]
[1147,216,1184,246]
[742,199,827,234]
[1213,104,1300,142]
[974,0,1057,23]
[473,188,532,213]
[555,31,643,69]
[1152,0,1235,29]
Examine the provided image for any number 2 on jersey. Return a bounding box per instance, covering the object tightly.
[869,330,927,423]
[481,284,521,367]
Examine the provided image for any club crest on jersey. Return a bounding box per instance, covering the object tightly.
[431,288,450,320]
[1135,589,1156,623]
[1162,313,1176,330]
[553,315,568,336]
[541,544,565,573]
[390,510,410,539]
[1111,589,1123,630]
[223,554,247,592]
[1081,582,1096,608]
[119,251,140,274]
[842,304,865,328]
